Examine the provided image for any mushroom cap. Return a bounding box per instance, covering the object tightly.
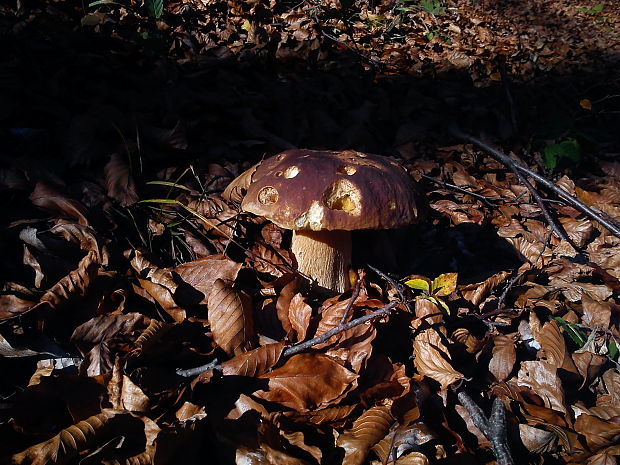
[240,149,421,231]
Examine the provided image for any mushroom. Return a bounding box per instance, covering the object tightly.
[226,149,422,293]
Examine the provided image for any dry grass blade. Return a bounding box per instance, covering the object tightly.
[337,405,394,465]
[10,411,114,465]
[40,251,99,308]
[207,279,257,356]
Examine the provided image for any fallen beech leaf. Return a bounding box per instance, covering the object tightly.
[221,342,285,376]
[30,182,90,226]
[489,333,517,382]
[518,424,558,453]
[412,329,463,390]
[10,410,115,465]
[517,361,567,414]
[459,270,512,306]
[104,153,139,206]
[536,320,579,375]
[173,255,242,305]
[323,323,376,373]
[71,312,149,376]
[0,294,36,321]
[222,161,261,203]
[109,361,150,412]
[573,351,607,389]
[587,453,618,465]
[337,405,393,465]
[287,293,312,342]
[574,413,620,451]
[372,423,435,463]
[208,279,256,356]
[50,223,109,266]
[256,353,357,411]
[40,251,99,308]
[289,404,357,425]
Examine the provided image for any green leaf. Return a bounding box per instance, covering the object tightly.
[553,317,587,347]
[543,139,581,169]
[404,278,430,292]
[431,273,458,297]
[609,341,618,360]
[145,0,163,18]
[425,296,450,315]
[88,0,123,6]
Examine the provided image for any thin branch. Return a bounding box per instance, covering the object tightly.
[367,264,411,313]
[283,301,398,358]
[450,125,620,239]
[340,278,362,325]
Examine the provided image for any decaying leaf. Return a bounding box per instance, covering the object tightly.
[337,405,393,465]
[40,251,99,308]
[256,353,358,412]
[208,279,257,356]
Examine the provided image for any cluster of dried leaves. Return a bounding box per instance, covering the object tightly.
[3,0,619,82]
[1,135,619,465]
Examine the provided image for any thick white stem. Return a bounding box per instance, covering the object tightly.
[291,230,352,293]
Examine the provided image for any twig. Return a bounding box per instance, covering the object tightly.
[367,264,411,313]
[340,278,362,325]
[283,301,398,358]
[176,359,220,378]
[421,173,526,206]
[457,392,514,465]
[450,125,620,239]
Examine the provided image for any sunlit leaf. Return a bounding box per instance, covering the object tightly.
[404,278,430,292]
[431,273,458,296]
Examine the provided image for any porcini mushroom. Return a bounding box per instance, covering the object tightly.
[227,149,422,293]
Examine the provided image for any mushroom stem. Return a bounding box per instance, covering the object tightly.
[291,230,352,293]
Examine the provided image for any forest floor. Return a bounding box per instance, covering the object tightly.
[1,0,620,464]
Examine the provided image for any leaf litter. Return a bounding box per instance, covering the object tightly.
[1,0,620,464]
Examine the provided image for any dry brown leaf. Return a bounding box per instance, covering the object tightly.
[109,360,150,412]
[289,404,357,425]
[582,295,612,328]
[10,410,115,465]
[459,270,512,306]
[222,161,261,203]
[536,320,579,375]
[22,245,44,288]
[40,251,99,308]
[489,333,517,382]
[372,424,435,464]
[186,195,238,237]
[276,278,300,336]
[287,293,312,342]
[104,153,139,206]
[574,413,620,451]
[517,361,567,414]
[324,323,377,373]
[256,353,357,412]
[50,223,109,266]
[30,182,90,225]
[173,254,242,305]
[221,342,286,377]
[337,405,393,465]
[0,294,36,321]
[518,424,558,453]
[71,312,149,376]
[208,279,257,357]
[412,329,463,390]
[587,453,618,465]
[573,351,608,388]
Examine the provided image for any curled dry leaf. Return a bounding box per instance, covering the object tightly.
[104,153,139,207]
[289,404,357,425]
[222,161,261,203]
[489,333,517,382]
[50,223,109,266]
[287,294,312,343]
[372,424,434,464]
[412,329,463,390]
[536,320,579,376]
[207,279,257,357]
[573,351,608,389]
[0,294,36,321]
[459,270,512,306]
[30,182,90,226]
[10,410,115,465]
[518,424,558,453]
[256,353,358,412]
[337,405,393,465]
[40,251,99,308]
[109,360,150,412]
[221,341,285,377]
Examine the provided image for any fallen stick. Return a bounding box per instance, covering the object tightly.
[450,125,620,239]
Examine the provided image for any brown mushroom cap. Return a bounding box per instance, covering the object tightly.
[240,149,421,231]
